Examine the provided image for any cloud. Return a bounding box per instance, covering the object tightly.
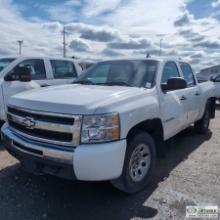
[103,0,185,35]
[83,0,122,18]
[174,12,192,27]
[80,29,120,42]
[44,1,81,22]
[101,48,122,57]
[194,39,220,49]
[178,28,206,42]
[69,39,91,52]
[212,0,220,8]
[1,0,220,73]
[190,51,205,59]
[0,47,14,56]
[65,23,121,42]
[108,38,152,50]
[43,22,62,31]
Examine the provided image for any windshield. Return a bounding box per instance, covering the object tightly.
[0,58,15,72]
[74,60,158,88]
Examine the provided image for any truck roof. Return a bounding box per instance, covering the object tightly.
[0,56,78,62]
[98,57,186,64]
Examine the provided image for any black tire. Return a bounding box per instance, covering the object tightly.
[194,105,210,134]
[0,121,4,140]
[0,121,4,129]
[111,131,156,194]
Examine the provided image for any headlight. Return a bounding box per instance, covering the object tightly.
[81,113,120,143]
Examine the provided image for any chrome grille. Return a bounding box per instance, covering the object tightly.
[7,106,82,146]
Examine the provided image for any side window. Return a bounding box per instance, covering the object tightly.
[11,59,46,80]
[50,60,77,79]
[215,75,220,82]
[161,61,180,83]
[87,64,110,84]
[180,62,196,86]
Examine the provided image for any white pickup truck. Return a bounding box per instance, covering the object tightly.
[0,56,81,123]
[2,58,216,193]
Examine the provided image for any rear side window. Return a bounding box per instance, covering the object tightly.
[13,59,46,80]
[50,60,77,79]
[180,62,196,86]
[215,75,220,82]
[161,61,180,83]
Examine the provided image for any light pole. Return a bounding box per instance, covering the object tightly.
[62,27,67,57]
[17,40,23,55]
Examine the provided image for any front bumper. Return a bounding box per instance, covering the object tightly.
[1,124,127,181]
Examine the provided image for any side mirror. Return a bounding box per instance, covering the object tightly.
[4,67,31,82]
[162,77,187,91]
[18,67,31,82]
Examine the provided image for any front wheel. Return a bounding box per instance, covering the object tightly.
[194,106,210,134]
[111,131,156,194]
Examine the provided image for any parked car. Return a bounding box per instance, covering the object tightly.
[211,74,220,103]
[2,58,216,193]
[197,65,220,83]
[196,71,218,82]
[0,56,82,122]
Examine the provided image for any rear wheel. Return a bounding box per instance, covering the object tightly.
[0,120,4,128]
[0,121,4,140]
[194,106,210,134]
[111,131,156,194]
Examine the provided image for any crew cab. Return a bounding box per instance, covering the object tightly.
[0,56,81,122]
[1,58,216,193]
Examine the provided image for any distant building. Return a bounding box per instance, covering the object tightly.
[200,65,220,75]
[197,65,220,81]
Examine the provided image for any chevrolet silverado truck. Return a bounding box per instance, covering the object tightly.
[1,58,216,193]
[0,56,82,124]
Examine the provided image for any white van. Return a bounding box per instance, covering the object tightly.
[0,56,82,122]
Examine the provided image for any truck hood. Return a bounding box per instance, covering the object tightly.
[9,84,149,114]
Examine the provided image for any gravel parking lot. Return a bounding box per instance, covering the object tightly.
[0,106,220,220]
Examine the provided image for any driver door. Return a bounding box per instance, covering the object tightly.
[159,61,188,140]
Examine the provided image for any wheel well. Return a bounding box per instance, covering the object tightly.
[126,119,164,156]
[207,97,216,119]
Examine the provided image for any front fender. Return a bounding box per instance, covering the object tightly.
[119,96,160,139]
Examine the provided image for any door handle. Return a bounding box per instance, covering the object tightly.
[40,84,50,87]
[195,92,200,96]
[180,95,187,101]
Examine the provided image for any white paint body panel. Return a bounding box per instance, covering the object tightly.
[0,56,81,121]
[74,140,127,181]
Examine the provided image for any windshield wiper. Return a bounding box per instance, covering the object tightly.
[100,81,132,87]
[73,79,95,85]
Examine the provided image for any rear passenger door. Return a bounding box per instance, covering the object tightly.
[179,62,201,123]
[49,60,78,85]
[160,61,188,139]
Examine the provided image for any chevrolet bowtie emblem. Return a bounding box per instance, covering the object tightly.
[22,117,36,129]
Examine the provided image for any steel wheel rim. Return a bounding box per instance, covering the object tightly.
[129,143,151,182]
